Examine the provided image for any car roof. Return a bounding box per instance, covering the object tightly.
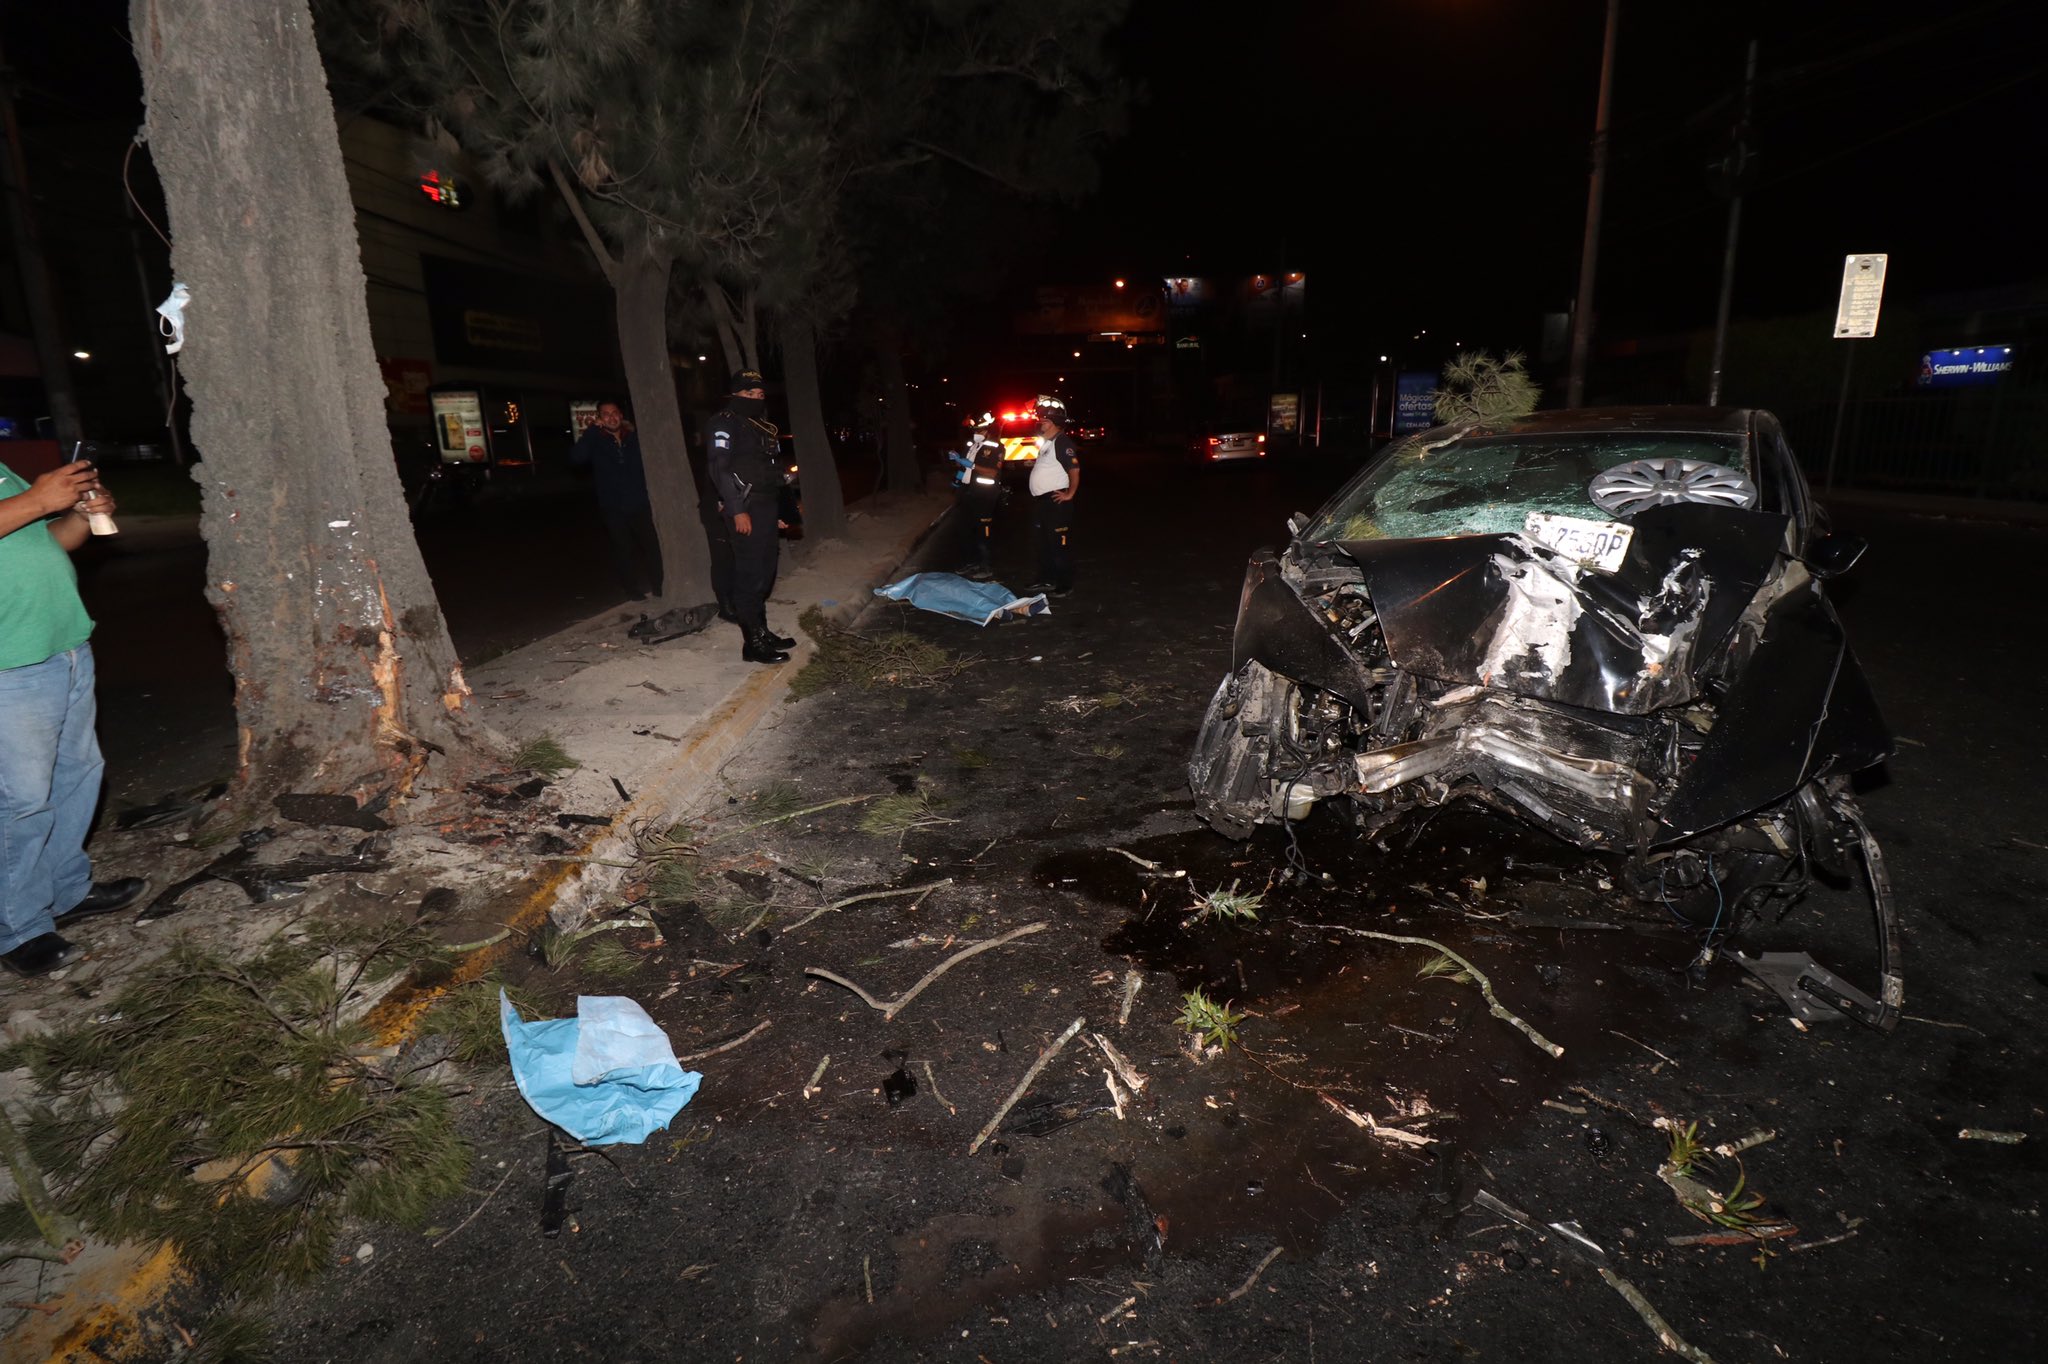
[1462,406,1758,438]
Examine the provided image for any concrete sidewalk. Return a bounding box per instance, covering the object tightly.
[2,489,951,1363]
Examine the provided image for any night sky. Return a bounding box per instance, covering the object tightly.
[6,0,2041,365]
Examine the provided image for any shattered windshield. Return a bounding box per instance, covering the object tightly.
[1308,429,1754,541]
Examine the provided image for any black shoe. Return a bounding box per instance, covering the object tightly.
[1049,583,1074,598]
[2,932,80,977]
[58,877,152,922]
[742,630,790,665]
[1026,582,1055,595]
[764,628,797,650]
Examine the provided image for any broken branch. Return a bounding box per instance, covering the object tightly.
[969,1015,1086,1156]
[1220,1245,1285,1304]
[432,1161,516,1249]
[702,794,875,845]
[675,1019,772,1064]
[1302,925,1563,1058]
[1317,1092,1435,1147]
[780,878,953,935]
[807,922,1049,1021]
[1598,1267,1719,1364]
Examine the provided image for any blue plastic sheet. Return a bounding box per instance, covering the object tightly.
[499,992,702,1146]
[874,572,1049,627]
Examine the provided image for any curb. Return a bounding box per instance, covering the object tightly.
[29,497,949,1363]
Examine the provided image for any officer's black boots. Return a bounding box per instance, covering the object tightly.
[742,628,790,664]
[764,626,797,650]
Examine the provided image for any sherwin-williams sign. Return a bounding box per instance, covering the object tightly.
[1917,345,2015,387]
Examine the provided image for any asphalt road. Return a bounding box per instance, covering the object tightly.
[254,443,2045,1362]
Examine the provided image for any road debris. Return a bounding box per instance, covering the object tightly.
[1598,1267,1720,1364]
[1107,847,1186,878]
[1712,1129,1777,1158]
[780,878,954,935]
[1610,1029,1680,1069]
[1219,1246,1284,1304]
[1091,1033,1149,1093]
[1302,924,1564,1057]
[806,921,1050,1020]
[920,1060,956,1115]
[674,1019,773,1065]
[1957,1128,2027,1144]
[432,1161,517,1249]
[1541,1099,1589,1116]
[803,1055,831,1100]
[1317,1093,1435,1147]
[1118,970,1144,1025]
[969,1016,1087,1156]
[501,993,701,1145]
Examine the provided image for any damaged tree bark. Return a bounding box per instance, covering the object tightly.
[130,0,483,812]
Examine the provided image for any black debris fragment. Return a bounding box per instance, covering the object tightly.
[882,1049,918,1107]
[275,792,391,831]
[627,601,720,644]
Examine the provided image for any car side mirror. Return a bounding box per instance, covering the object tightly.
[1805,532,1867,578]
[1286,512,1309,539]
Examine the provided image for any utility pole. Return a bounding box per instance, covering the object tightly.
[1565,0,1621,409]
[0,44,84,445]
[1707,39,1759,407]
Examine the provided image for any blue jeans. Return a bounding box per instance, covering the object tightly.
[0,645,104,953]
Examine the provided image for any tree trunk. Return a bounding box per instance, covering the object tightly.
[877,329,920,491]
[130,0,480,813]
[616,246,715,608]
[779,315,845,540]
[705,283,743,379]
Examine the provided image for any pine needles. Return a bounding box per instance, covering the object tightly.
[859,792,956,838]
[511,734,578,777]
[1175,988,1245,1052]
[787,607,967,699]
[1432,350,1541,426]
[1,921,472,1294]
[1190,880,1263,924]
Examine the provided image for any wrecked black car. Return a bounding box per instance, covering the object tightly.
[1190,408,1903,1027]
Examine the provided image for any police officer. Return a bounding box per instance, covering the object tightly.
[953,412,1006,580]
[1027,395,1080,596]
[707,370,796,663]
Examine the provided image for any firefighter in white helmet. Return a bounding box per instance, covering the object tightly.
[1027,395,1079,596]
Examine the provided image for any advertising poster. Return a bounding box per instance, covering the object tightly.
[1269,392,1300,436]
[431,389,489,464]
[1394,372,1437,433]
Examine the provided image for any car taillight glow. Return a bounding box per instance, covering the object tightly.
[1257,434,1266,443]
[1207,436,1220,446]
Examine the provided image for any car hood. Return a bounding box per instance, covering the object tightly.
[1326,503,1793,714]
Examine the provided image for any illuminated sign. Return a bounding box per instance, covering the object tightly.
[1917,345,2014,388]
[431,389,489,464]
[1394,372,1436,433]
[418,170,463,208]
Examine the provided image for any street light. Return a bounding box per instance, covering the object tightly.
[1113,278,1126,289]
[71,350,90,360]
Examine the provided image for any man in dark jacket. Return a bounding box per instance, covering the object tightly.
[706,371,796,663]
[572,401,661,600]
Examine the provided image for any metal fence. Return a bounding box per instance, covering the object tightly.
[1780,383,2048,500]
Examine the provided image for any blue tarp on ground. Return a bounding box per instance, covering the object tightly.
[874,572,1049,626]
[500,992,702,1145]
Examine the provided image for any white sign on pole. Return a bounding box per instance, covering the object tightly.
[1833,253,1887,338]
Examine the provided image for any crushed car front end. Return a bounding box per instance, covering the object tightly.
[1189,409,1902,1026]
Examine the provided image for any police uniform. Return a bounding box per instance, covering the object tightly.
[1028,420,1079,594]
[954,422,1006,575]
[706,392,788,655]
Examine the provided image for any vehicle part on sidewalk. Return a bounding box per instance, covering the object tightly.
[1298,923,1563,1057]
[970,1015,1088,1156]
[499,992,701,1146]
[627,601,720,644]
[1190,408,1900,1029]
[805,920,1049,1020]
[873,571,1049,626]
[1733,951,1886,1027]
[1470,1189,1609,1268]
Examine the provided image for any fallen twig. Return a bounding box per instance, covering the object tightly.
[807,921,1049,1021]
[1667,1226,1798,1248]
[1220,1246,1284,1304]
[443,928,511,954]
[920,1060,955,1115]
[802,1055,830,1100]
[780,878,953,935]
[1609,1029,1678,1068]
[969,1015,1086,1156]
[1599,1267,1719,1363]
[1317,1092,1435,1147]
[1542,1099,1589,1116]
[1712,1129,1777,1158]
[1302,925,1564,1058]
[1107,846,1163,872]
[432,1161,517,1249]
[702,795,875,845]
[1957,1128,2027,1144]
[1787,1221,1864,1253]
[1097,1294,1138,1325]
[675,1019,772,1064]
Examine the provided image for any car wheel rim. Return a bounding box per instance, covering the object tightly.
[1588,459,1759,517]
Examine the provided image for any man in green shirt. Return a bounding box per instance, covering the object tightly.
[2,458,149,976]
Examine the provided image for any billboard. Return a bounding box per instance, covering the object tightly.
[421,254,614,375]
[431,389,489,464]
[1016,284,1166,336]
[1917,345,2014,387]
[1394,372,1437,433]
